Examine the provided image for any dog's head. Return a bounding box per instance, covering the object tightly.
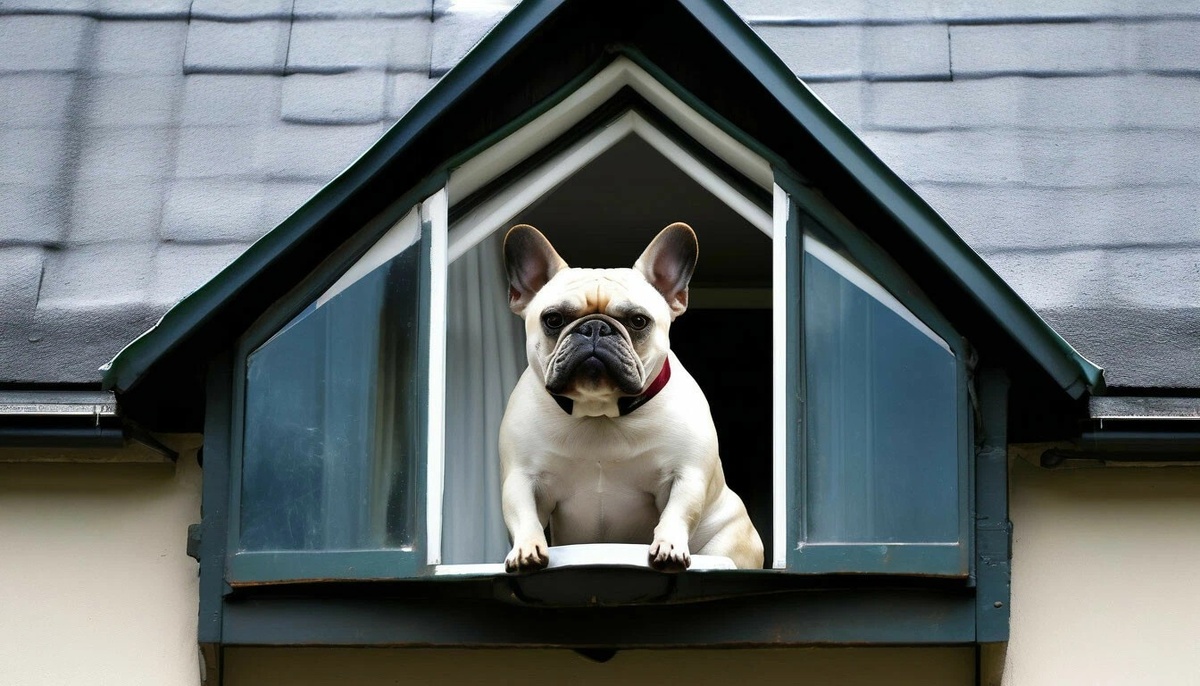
[503,223,698,416]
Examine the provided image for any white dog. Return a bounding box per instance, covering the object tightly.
[498,222,764,572]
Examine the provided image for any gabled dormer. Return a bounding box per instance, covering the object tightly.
[102,0,1102,653]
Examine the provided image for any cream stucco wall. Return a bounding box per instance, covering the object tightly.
[1005,457,1200,685]
[0,441,202,686]
[224,646,975,685]
[5,442,1200,685]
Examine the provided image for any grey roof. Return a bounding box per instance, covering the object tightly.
[0,0,1197,389]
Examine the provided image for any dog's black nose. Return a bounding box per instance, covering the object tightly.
[574,319,614,340]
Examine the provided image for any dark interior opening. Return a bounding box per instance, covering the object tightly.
[670,308,773,568]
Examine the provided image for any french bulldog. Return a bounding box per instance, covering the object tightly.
[498,222,764,572]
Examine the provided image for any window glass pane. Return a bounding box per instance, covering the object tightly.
[803,237,958,544]
[240,213,422,552]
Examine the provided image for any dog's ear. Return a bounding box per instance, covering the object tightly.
[634,222,698,319]
[504,224,568,316]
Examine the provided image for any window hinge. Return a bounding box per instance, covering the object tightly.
[187,523,202,562]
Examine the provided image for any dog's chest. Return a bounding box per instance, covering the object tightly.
[539,426,668,544]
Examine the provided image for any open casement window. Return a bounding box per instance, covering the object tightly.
[227,57,972,584]
[781,181,972,577]
[232,198,439,580]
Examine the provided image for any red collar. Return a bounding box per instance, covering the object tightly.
[551,357,672,417]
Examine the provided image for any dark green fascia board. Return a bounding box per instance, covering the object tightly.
[672,0,1103,397]
[222,590,978,646]
[102,0,1103,400]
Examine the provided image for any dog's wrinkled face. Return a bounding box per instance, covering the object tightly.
[504,223,698,414]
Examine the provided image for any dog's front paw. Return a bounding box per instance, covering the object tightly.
[505,538,549,572]
[649,536,691,572]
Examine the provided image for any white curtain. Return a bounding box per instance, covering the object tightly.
[443,231,527,564]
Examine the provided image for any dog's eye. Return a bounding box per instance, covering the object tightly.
[628,314,650,330]
[542,312,565,329]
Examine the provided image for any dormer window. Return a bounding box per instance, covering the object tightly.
[229,58,970,583]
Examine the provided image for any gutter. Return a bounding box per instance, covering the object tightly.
[1040,396,1200,467]
[0,390,177,460]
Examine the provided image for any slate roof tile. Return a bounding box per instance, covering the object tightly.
[25,300,165,383]
[251,122,387,180]
[75,128,174,181]
[0,0,95,13]
[981,248,1111,310]
[913,184,1200,252]
[37,242,157,308]
[0,128,69,185]
[951,23,1127,79]
[162,179,268,242]
[292,0,431,19]
[174,125,259,179]
[91,0,191,18]
[261,179,322,228]
[860,130,1200,188]
[986,247,1200,324]
[866,76,1200,132]
[180,74,281,125]
[433,0,518,17]
[729,0,1200,23]
[0,185,67,245]
[430,6,506,76]
[1038,306,1200,389]
[161,177,317,247]
[286,18,431,73]
[945,21,1200,79]
[1105,248,1200,310]
[807,82,864,130]
[184,19,290,74]
[150,241,248,304]
[1138,20,1200,73]
[68,180,166,243]
[17,243,244,381]
[188,0,293,21]
[0,247,43,330]
[0,15,93,73]
[280,71,388,124]
[981,245,1200,388]
[80,76,182,127]
[754,24,950,81]
[385,71,436,118]
[950,21,1200,79]
[92,19,187,75]
[0,74,76,127]
[0,0,191,17]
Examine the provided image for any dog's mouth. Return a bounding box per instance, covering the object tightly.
[544,315,645,396]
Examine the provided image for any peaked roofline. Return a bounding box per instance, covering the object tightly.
[102,0,1104,400]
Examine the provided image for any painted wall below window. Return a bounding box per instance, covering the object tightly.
[4,441,1200,684]
[0,440,202,686]
[223,646,974,685]
[1006,455,1200,685]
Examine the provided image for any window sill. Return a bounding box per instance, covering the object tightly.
[434,543,737,577]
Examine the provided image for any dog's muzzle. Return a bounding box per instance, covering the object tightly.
[544,314,645,395]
